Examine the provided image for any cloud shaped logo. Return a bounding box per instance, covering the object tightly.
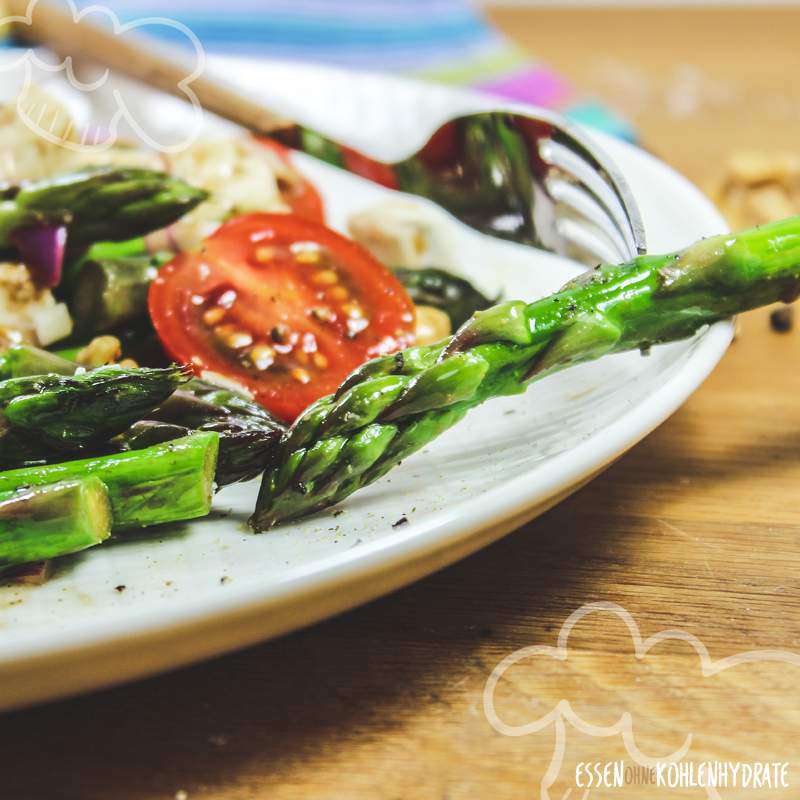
[0,0,205,153]
[483,601,800,800]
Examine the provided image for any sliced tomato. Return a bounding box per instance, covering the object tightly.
[149,214,416,422]
[256,137,325,223]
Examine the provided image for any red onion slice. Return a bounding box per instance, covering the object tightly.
[11,224,68,288]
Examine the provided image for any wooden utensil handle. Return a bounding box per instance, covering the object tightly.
[7,0,292,136]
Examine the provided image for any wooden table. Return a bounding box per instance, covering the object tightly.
[3,8,800,799]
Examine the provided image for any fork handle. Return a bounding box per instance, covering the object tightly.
[7,0,293,136]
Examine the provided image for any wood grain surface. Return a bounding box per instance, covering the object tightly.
[3,7,800,799]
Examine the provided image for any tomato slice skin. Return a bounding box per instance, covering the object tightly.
[149,213,415,422]
[256,137,326,223]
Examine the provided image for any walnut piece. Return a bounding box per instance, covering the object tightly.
[414,305,451,346]
[76,335,123,368]
[713,150,800,229]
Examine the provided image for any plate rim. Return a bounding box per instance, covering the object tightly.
[0,59,732,705]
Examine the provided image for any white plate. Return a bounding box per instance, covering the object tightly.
[0,59,731,711]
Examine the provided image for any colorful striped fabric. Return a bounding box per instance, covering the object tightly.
[6,0,635,139]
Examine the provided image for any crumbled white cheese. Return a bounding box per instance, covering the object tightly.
[348,200,457,270]
[161,138,293,250]
[0,262,73,347]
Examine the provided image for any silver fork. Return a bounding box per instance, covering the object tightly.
[10,0,646,265]
[271,109,645,265]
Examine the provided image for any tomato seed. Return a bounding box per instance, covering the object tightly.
[311,306,335,322]
[328,286,349,301]
[302,332,318,352]
[347,318,369,336]
[254,246,276,263]
[312,270,338,286]
[203,307,226,326]
[295,250,321,264]
[250,344,276,370]
[312,352,328,369]
[216,325,253,349]
[217,289,237,308]
[342,303,363,318]
[229,332,254,349]
[290,241,321,254]
[291,367,311,384]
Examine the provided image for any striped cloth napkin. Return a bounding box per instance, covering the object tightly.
[4,0,634,140]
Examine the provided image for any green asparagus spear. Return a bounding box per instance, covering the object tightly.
[0,345,77,380]
[118,419,279,487]
[0,167,207,250]
[0,343,77,467]
[69,254,162,334]
[172,378,281,425]
[83,238,150,259]
[0,477,112,574]
[0,352,176,468]
[0,351,281,480]
[117,379,285,486]
[161,380,284,484]
[393,267,497,329]
[252,217,800,530]
[0,432,218,530]
[0,365,190,450]
[0,428,54,469]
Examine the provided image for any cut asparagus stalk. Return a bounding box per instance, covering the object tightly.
[0,167,208,250]
[0,356,282,481]
[252,216,800,529]
[0,432,219,530]
[69,254,162,334]
[118,418,280,487]
[0,477,112,573]
[0,364,190,449]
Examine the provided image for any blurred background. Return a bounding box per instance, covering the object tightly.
[483,2,800,229]
[82,0,799,231]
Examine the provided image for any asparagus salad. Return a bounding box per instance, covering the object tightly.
[1,87,799,582]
